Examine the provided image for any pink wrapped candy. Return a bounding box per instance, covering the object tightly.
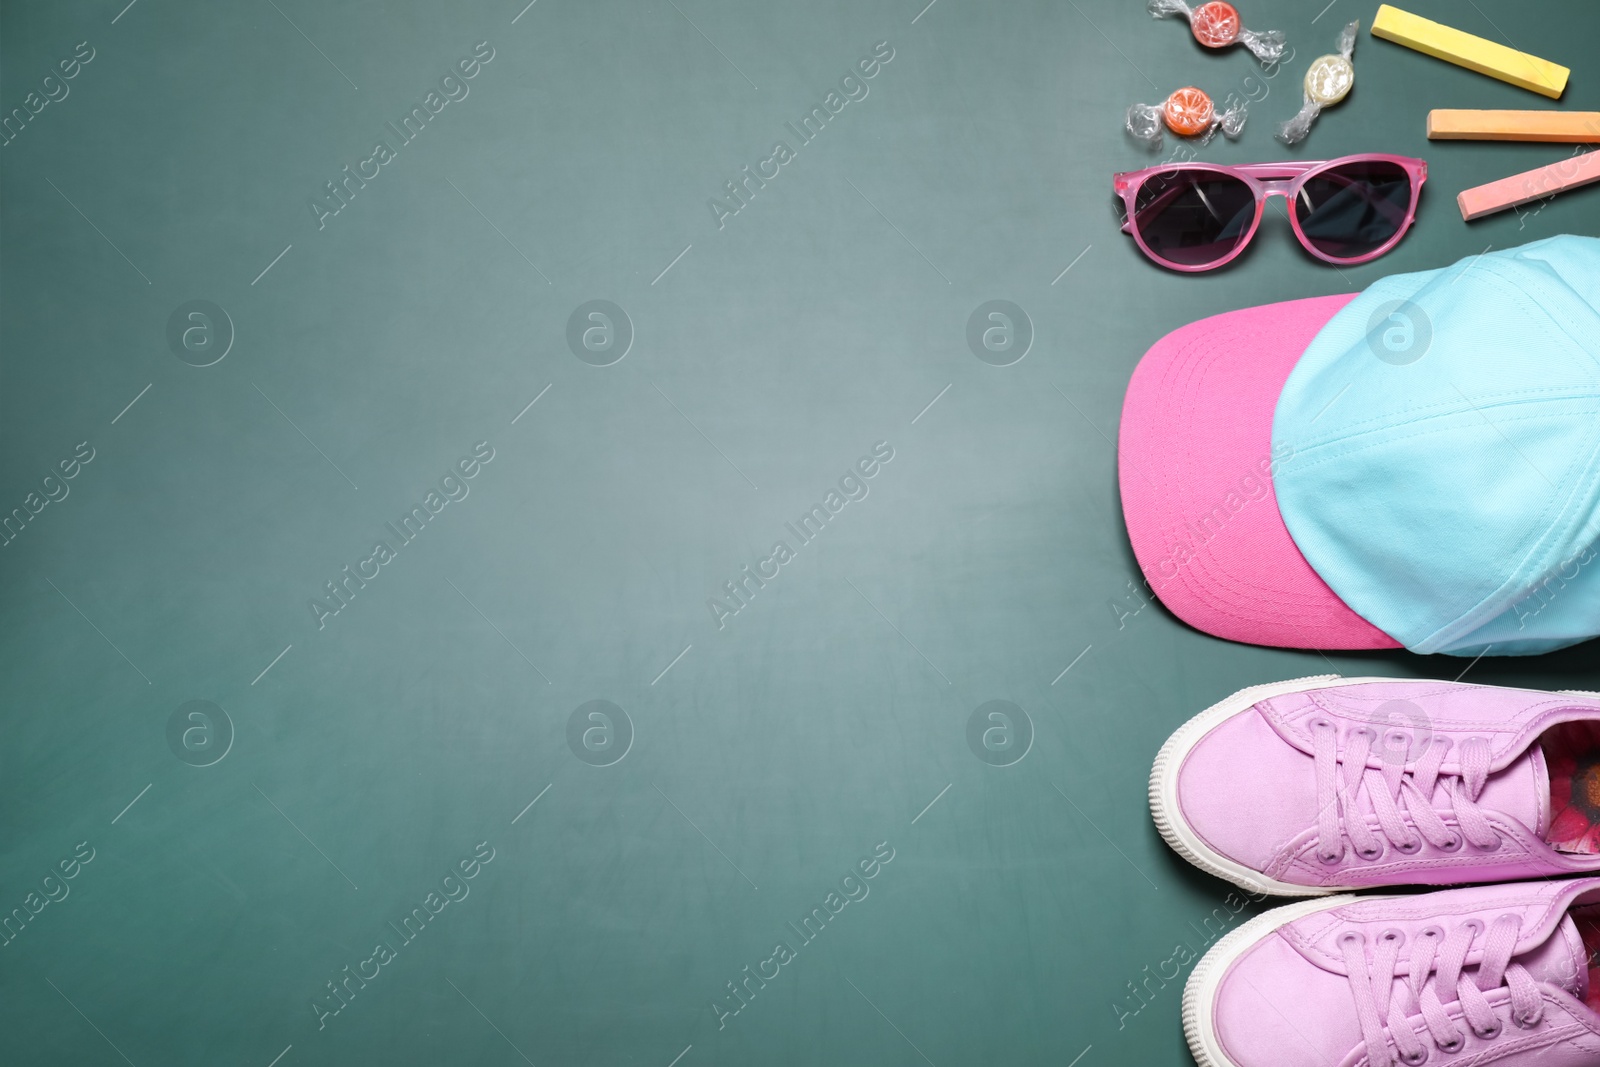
[1148,0,1286,64]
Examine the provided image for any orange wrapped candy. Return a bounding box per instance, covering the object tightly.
[1126,87,1247,148]
[1164,87,1216,135]
[1148,0,1286,64]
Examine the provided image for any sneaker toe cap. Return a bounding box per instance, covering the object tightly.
[1177,709,1319,872]
[1210,931,1358,1067]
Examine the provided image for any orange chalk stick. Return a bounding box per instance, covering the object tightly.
[1428,110,1600,142]
[1457,150,1600,220]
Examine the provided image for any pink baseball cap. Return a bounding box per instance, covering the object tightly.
[1122,236,1600,657]
[1118,292,1400,650]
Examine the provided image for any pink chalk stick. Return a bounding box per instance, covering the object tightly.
[1457,149,1600,220]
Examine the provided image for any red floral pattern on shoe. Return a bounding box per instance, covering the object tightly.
[1577,906,1600,1012]
[1546,721,1600,854]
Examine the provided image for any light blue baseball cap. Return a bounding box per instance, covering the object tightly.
[1272,235,1600,656]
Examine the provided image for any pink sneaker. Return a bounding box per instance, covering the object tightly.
[1184,878,1600,1067]
[1150,676,1600,896]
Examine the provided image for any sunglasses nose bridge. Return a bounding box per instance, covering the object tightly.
[1258,181,1310,220]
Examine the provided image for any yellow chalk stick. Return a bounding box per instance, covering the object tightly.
[1371,5,1568,99]
[1457,150,1600,220]
[1428,110,1600,142]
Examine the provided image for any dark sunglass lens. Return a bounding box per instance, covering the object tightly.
[1293,160,1413,260]
[1131,170,1257,268]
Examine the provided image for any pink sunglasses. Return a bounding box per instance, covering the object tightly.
[1114,154,1427,272]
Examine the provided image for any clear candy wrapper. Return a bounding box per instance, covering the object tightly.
[1277,20,1358,145]
[1147,0,1286,65]
[1126,86,1247,148]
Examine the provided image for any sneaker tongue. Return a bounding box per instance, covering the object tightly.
[1515,914,1588,1001]
[1479,742,1550,838]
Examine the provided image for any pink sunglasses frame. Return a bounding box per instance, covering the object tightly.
[1113,154,1428,272]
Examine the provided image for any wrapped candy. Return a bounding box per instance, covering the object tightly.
[1277,20,1358,144]
[1148,0,1286,65]
[1126,86,1247,148]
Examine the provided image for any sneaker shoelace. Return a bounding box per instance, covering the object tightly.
[1341,915,1545,1067]
[1312,721,1499,864]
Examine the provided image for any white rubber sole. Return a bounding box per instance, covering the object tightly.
[1148,674,1401,898]
[1182,894,1359,1067]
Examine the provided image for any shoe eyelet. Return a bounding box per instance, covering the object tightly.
[1438,1034,1465,1054]
[1356,841,1385,861]
[1474,1020,1502,1040]
[1513,1008,1542,1029]
[1319,846,1346,865]
[1351,725,1378,742]
[1438,834,1463,852]
[1337,931,1365,950]
[1400,1048,1428,1065]
[1310,717,1334,732]
[1394,837,1423,855]
[1379,731,1412,765]
[1475,834,1503,853]
[1379,928,1406,948]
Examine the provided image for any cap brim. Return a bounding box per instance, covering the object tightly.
[1118,294,1401,650]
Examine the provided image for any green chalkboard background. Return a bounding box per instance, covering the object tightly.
[2,1,1597,1064]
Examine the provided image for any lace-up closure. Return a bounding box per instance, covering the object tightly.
[1340,914,1546,1067]
[1312,720,1500,865]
